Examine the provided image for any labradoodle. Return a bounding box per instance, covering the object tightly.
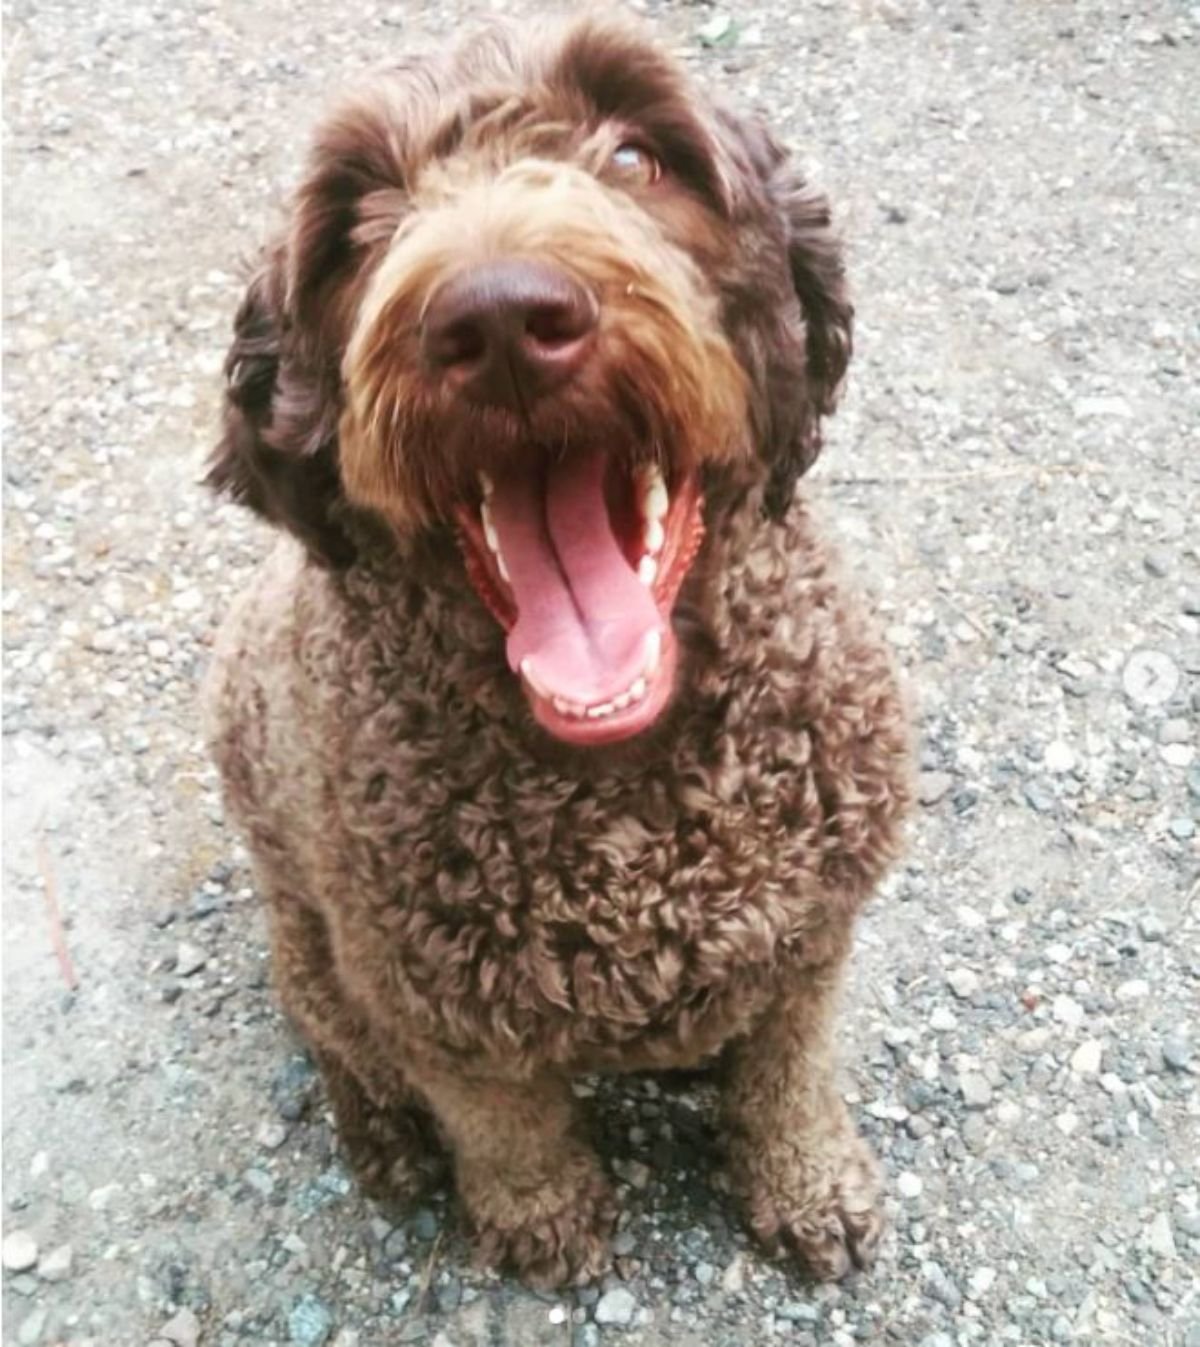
[203,15,912,1289]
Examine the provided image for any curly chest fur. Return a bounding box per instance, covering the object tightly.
[294,529,909,1068]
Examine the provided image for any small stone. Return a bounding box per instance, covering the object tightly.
[930,1005,957,1031]
[1143,548,1171,577]
[1159,718,1193,746]
[896,1171,924,1199]
[174,942,207,977]
[3,1231,39,1272]
[409,1208,439,1241]
[1044,741,1076,774]
[613,1159,651,1190]
[160,1307,200,1347]
[721,1255,745,1294]
[1169,817,1196,840]
[1137,914,1167,942]
[256,1120,289,1150]
[17,1307,46,1346]
[289,1294,334,1346]
[1162,1036,1193,1073]
[1070,1040,1104,1076]
[1052,995,1085,1029]
[960,1073,992,1109]
[694,1260,715,1286]
[35,1244,72,1283]
[612,1229,636,1258]
[1023,780,1056,813]
[594,1287,637,1326]
[1145,1212,1177,1260]
[968,1267,997,1299]
[946,968,979,1000]
[1116,979,1150,1001]
[918,772,954,806]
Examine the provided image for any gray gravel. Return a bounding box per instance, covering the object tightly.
[3,1,1198,1345]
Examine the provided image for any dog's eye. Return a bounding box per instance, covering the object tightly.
[610,142,662,185]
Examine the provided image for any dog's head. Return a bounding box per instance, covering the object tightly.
[210,17,852,746]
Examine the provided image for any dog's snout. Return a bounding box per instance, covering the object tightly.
[422,259,597,408]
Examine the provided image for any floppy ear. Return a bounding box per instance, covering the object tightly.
[207,84,422,566]
[207,256,355,567]
[718,111,854,519]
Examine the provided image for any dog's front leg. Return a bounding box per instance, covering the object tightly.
[721,960,884,1281]
[409,1061,617,1288]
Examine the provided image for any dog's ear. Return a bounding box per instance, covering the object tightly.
[207,87,423,567]
[207,257,355,567]
[718,111,854,519]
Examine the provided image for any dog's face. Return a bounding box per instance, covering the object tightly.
[211,18,852,746]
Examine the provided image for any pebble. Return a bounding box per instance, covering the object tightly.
[256,1120,289,1150]
[1145,1212,1178,1260]
[896,1171,924,1199]
[918,771,954,805]
[960,1073,993,1109]
[175,942,207,977]
[1169,817,1195,840]
[947,967,979,1000]
[1137,913,1167,942]
[694,1260,715,1286]
[930,1006,958,1031]
[1023,780,1056,813]
[1143,548,1171,577]
[1043,740,1076,774]
[409,1208,439,1241]
[1116,979,1150,1001]
[289,1295,334,1346]
[1052,995,1085,1028]
[35,1243,72,1283]
[1159,718,1193,746]
[721,1255,746,1294]
[968,1266,997,1299]
[1162,1035,1193,1073]
[160,1308,200,1347]
[17,1307,47,1346]
[3,1231,39,1273]
[1070,1040,1104,1076]
[594,1288,638,1326]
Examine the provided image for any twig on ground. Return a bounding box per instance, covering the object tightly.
[36,831,79,992]
[414,1230,444,1315]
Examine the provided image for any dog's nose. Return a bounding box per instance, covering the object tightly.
[422,260,597,407]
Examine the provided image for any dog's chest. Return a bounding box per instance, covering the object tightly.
[328,683,834,1065]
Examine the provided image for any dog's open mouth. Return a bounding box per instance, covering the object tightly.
[454,447,704,744]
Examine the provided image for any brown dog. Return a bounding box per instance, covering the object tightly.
[204,16,911,1288]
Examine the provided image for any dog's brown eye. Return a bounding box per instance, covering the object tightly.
[611,142,662,185]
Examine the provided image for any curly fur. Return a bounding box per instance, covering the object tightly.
[204,15,912,1287]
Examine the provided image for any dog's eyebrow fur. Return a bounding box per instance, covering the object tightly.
[546,21,728,210]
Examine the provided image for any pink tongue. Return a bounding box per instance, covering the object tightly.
[488,447,661,704]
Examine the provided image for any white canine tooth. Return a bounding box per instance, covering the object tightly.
[628,677,647,702]
[496,551,510,583]
[613,691,632,710]
[481,500,499,552]
[479,471,494,498]
[637,555,658,587]
[587,702,615,719]
[643,630,661,676]
[644,518,665,554]
[553,696,572,716]
[520,659,549,699]
[641,468,669,522]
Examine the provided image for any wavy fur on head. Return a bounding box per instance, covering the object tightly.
[205,14,910,1290]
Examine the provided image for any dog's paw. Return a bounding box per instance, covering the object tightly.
[339,1109,447,1208]
[465,1152,618,1289]
[734,1129,884,1282]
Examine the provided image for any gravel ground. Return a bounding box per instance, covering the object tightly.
[3,1,1199,1344]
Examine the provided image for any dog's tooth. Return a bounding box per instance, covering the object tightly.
[587,701,615,719]
[643,518,665,554]
[612,690,632,710]
[496,551,511,583]
[628,677,647,702]
[641,467,669,523]
[643,630,661,677]
[481,500,499,553]
[637,556,658,587]
[520,659,550,699]
[479,471,494,498]
[553,696,572,716]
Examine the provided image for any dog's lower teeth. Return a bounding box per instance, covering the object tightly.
[637,556,658,587]
[588,702,614,719]
[644,519,665,554]
[629,677,646,701]
[643,630,661,676]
